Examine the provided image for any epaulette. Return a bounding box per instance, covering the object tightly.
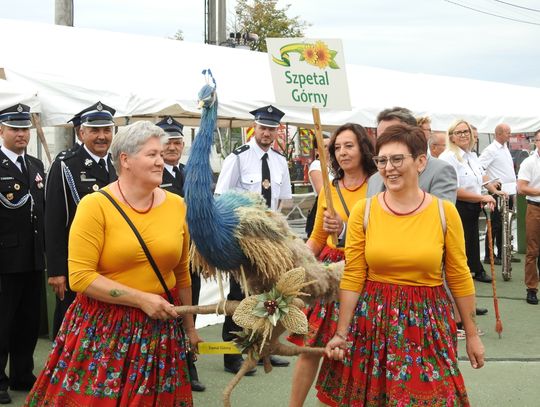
[271,147,285,157]
[56,148,77,161]
[233,144,250,155]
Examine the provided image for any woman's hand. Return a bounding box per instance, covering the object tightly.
[185,326,204,353]
[465,334,485,369]
[480,194,496,211]
[322,210,344,235]
[324,334,348,361]
[138,292,179,320]
[48,276,67,300]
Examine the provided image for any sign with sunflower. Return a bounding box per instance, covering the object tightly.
[266,38,351,110]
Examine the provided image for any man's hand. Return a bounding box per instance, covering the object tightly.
[48,276,67,300]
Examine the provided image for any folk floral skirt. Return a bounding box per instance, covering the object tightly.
[289,246,344,347]
[316,281,470,407]
[25,291,192,407]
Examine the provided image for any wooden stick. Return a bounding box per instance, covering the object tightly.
[173,301,240,316]
[312,107,338,245]
[31,113,52,165]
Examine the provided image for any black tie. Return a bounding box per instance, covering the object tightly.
[261,153,271,208]
[98,158,108,173]
[17,156,28,179]
[173,166,180,180]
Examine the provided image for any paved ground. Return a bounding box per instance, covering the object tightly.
[9,253,540,406]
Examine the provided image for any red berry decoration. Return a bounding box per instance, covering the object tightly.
[264,300,278,315]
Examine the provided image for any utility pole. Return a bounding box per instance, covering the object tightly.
[54,0,74,154]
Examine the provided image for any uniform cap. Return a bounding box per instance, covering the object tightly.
[0,103,32,128]
[155,116,184,138]
[78,101,116,127]
[249,105,285,128]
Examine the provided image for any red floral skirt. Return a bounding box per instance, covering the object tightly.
[25,290,192,407]
[316,281,469,407]
[288,246,344,347]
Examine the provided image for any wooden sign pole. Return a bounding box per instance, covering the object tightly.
[312,107,338,246]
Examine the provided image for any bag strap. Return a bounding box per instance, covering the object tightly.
[98,189,175,304]
[363,196,372,233]
[335,182,350,218]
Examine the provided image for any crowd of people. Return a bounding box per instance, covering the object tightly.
[0,99,536,406]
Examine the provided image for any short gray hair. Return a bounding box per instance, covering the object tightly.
[110,121,166,172]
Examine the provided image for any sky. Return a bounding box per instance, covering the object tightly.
[1,0,540,87]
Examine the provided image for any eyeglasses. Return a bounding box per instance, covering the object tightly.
[453,130,470,137]
[372,154,413,169]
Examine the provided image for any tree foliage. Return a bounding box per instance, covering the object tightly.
[234,0,309,52]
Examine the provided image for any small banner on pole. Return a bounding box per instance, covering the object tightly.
[266,38,351,110]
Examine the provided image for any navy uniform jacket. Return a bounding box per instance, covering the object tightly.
[0,150,45,273]
[44,146,117,279]
[160,163,185,197]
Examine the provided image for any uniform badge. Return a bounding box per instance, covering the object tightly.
[14,183,20,191]
[1,159,9,168]
[262,179,271,189]
[85,159,93,167]
[92,184,99,191]
[167,117,173,124]
[267,106,273,113]
[6,192,14,201]
[97,102,103,111]
[17,104,23,112]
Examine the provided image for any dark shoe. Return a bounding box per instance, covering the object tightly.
[0,390,11,404]
[526,290,539,305]
[475,307,488,316]
[257,355,290,367]
[511,257,521,263]
[224,358,256,376]
[190,379,206,392]
[9,377,36,392]
[483,257,501,265]
[474,272,492,283]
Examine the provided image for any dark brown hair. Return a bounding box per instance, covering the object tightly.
[328,123,377,180]
[376,124,427,157]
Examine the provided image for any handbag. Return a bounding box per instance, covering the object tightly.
[98,189,175,304]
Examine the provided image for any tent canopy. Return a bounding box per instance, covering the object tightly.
[1,18,539,132]
[0,76,40,113]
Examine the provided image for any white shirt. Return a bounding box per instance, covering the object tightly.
[308,159,333,196]
[439,148,485,195]
[0,145,25,172]
[164,163,179,177]
[479,140,516,193]
[517,150,540,202]
[215,138,292,211]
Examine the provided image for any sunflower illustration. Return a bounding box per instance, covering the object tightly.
[312,41,332,69]
[302,44,318,66]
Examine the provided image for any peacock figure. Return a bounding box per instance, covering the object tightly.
[182,70,343,406]
[184,69,342,300]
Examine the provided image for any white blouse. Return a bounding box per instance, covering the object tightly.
[439,148,485,195]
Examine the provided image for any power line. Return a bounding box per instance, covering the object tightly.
[492,0,540,13]
[443,0,540,26]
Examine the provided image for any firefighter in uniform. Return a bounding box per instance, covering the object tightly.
[0,104,45,405]
[215,105,292,374]
[45,101,117,339]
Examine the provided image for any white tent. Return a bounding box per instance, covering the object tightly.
[0,77,40,113]
[1,18,539,132]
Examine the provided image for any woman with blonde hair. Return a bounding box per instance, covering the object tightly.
[439,119,496,283]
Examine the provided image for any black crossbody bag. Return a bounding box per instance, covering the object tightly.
[98,190,175,304]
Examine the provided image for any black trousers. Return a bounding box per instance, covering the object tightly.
[187,270,201,380]
[484,195,514,259]
[0,271,42,391]
[222,275,244,362]
[52,289,76,339]
[456,200,485,276]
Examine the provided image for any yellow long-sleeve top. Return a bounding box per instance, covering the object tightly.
[309,181,367,250]
[68,187,191,294]
[340,196,475,298]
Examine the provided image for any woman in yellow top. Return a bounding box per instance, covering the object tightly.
[289,123,377,407]
[26,121,201,407]
[317,124,484,407]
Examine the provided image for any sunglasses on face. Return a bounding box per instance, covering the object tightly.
[372,154,413,169]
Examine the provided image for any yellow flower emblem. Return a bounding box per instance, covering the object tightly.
[312,41,332,69]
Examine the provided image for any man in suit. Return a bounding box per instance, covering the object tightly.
[367,107,457,203]
[0,104,45,404]
[156,116,205,392]
[215,105,292,374]
[45,101,117,339]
